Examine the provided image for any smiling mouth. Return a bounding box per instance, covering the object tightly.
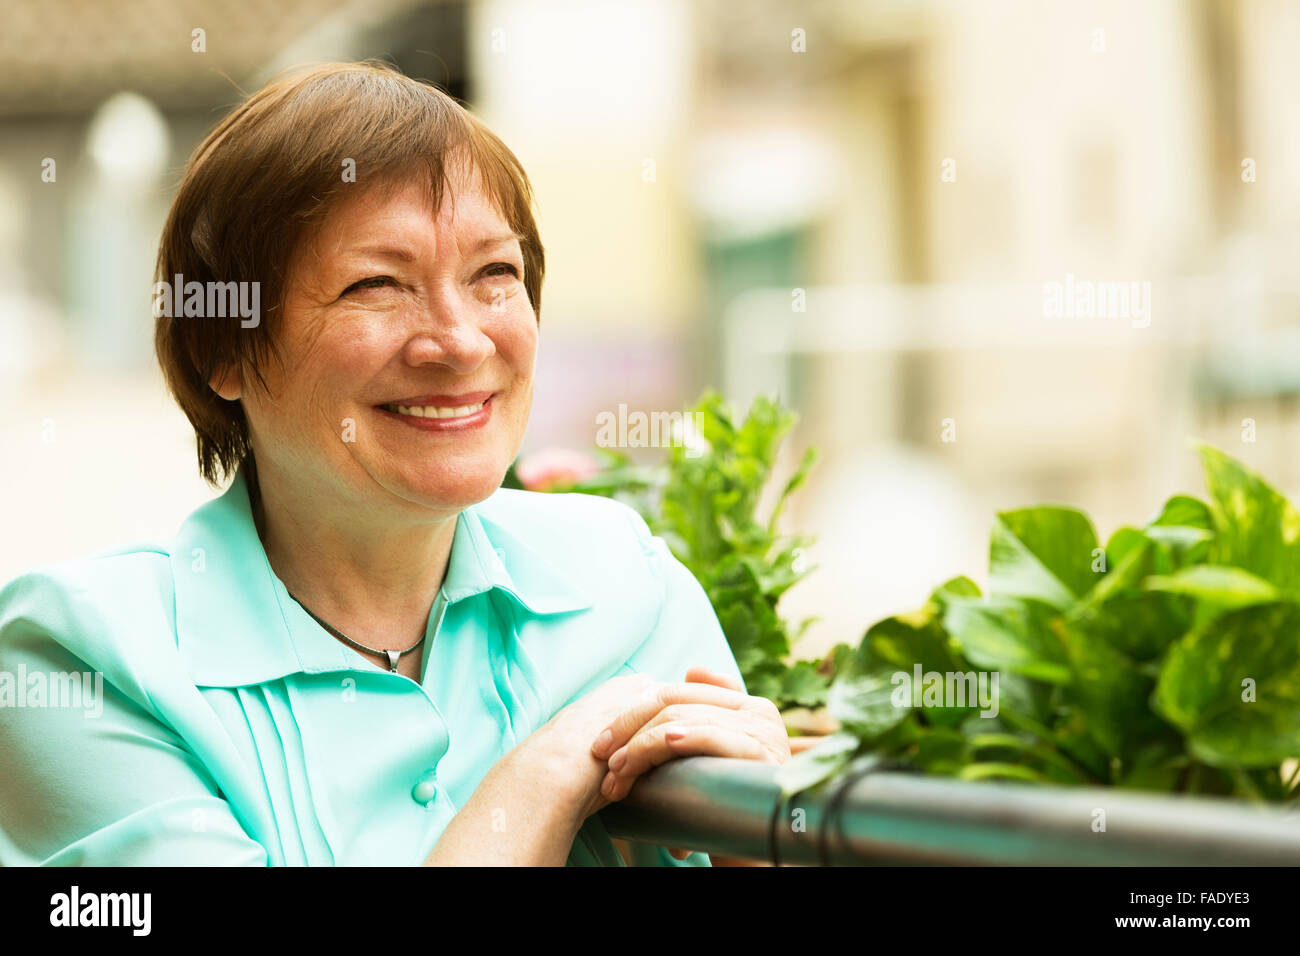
[378,400,488,420]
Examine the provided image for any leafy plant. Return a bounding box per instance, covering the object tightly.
[778,444,1300,803]
[516,392,835,711]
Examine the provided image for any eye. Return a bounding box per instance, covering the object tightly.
[342,275,396,295]
[481,262,520,279]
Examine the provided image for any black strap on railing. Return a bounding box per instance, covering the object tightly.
[767,782,791,867]
[770,755,918,867]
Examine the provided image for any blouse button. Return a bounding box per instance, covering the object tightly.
[411,769,439,806]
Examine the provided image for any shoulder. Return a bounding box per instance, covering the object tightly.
[0,542,174,624]
[472,488,678,664]
[476,486,654,542]
[473,487,744,690]
[474,487,665,579]
[0,543,179,696]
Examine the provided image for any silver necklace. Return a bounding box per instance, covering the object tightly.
[285,588,424,673]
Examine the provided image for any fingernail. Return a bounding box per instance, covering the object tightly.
[609,747,627,772]
[592,729,613,756]
[666,729,688,742]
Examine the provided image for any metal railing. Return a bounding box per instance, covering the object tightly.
[600,756,1300,865]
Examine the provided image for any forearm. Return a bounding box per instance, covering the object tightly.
[423,749,586,866]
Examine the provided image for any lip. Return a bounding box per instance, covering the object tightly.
[375,394,494,432]
[378,390,495,407]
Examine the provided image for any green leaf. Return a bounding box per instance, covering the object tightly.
[989,507,1100,609]
[1087,532,1154,605]
[853,609,979,726]
[774,731,860,796]
[929,575,981,607]
[966,733,1091,785]
[1148,493,1212,530]
[908,727,970,775]
[1198,444,1300,592]
[958,762,1051,784]
[1105,526,1152,570]
[1145,525,1213,562]
[715,595,787,676]
[991,674,1056,726]
[744,665,788,705]
[768,445,819,535]
[1047,711,1115,782]
[1116,738,1190,792]
[1073,533,1191,661]
[1144,565,1281,611]
[827,666,912,739]
[775,660,832,710]
[1078,592,1189,662]
[860,607,964,675]
[1155,602,1300,766]
[1058,619,1170,760]
[816,642,855,681]
[942,596,1072,683]
[1145,492,1214,564]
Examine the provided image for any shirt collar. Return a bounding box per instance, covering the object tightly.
[171,465,593,688]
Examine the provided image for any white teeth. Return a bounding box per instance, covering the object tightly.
[385,401,485,419]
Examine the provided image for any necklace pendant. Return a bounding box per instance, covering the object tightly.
[386,649,401,673]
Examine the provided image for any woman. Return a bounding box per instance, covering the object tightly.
[0,61,790,866]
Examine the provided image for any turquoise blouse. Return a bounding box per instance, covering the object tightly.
[0,466,746,866]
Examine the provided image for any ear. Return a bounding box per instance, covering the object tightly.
[209,363,242,401]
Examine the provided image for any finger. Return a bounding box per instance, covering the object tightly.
[617,717,770,778]
[608,702,751,749]
[590,681,751,759]
[606,703,786,783]
[788,735,829,754]
[603,724,768,801]
[684,666,744,693]
[668,847,692,860]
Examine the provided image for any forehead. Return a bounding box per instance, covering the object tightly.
[299,165,512,261]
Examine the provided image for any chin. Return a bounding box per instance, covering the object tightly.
[392,460,509,512]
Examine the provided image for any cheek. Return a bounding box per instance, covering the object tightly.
[302,316,391,381]
[494,309,538,376]
[268,326,388,435]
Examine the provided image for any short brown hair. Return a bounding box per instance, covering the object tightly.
[154,60,546,487]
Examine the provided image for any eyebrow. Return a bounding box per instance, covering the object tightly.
[475,232,524,249]
[346,233,522,262]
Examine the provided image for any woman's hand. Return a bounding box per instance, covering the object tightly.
[428,673,661,865]
[592,666,790,866]
[504,667,790,865]
[516,672,663,824]
[590,666,791,804]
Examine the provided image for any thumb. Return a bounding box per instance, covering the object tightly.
[684,665,744,693]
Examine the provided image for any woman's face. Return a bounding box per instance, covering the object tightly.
[231,164,538,519]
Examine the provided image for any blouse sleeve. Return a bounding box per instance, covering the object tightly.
[619,508,747,691]
[0,572,269,866]
[611,508,749,867]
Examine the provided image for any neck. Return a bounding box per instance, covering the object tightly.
[247,459,458,654]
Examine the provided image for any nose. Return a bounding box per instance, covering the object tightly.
[401,283,496,373]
